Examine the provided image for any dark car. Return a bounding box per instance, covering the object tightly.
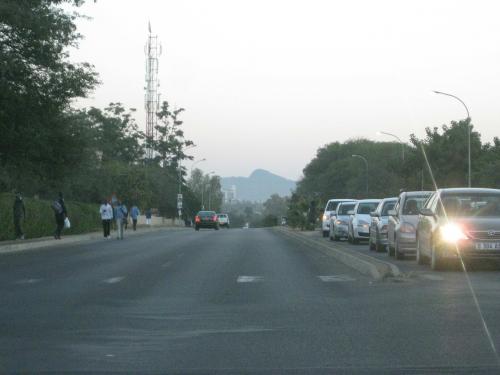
[194,211,219,231]
[416,188,500,270]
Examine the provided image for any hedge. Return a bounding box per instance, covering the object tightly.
[0,193,101,241]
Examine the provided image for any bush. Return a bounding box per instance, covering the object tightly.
[0,193,101,241]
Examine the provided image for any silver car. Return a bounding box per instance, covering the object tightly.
[329,201,357,241]
[387,191,433,259]
[369,197,397,252]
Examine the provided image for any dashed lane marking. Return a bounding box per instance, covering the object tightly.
[419,274,445,281]
[237,276,264,283]
[161,261,173,268]
[14,278,43,285]
[103,276,125,284]
[318,275,356,282]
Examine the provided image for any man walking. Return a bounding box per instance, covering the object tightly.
[114,201,126,240]
[99,199,113,238]
[13,192,26,240]
[130,204,140,231]
[52,192,67,240]
[145,208,152,225]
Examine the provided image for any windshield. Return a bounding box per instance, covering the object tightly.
[357,202,379,214]
[440,193,500,217]
[338,203,356,215]
[381,201,396,216]
[402,196,429,215]
[326,201,341,211]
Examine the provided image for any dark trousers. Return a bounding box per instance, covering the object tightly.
[55,214,64,239]
[132,219,137,231]
[14,217,23,238]
[102,219,111,237]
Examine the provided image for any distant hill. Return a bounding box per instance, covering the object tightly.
[221,169,296,202]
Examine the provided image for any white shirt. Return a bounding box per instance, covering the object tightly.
[100,203,113,220]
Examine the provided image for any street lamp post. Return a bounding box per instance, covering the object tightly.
[352,154,369,195]
[377,131,404,161]
[433,90,471,187]
[190,158,206,176]
[202,171,215,210]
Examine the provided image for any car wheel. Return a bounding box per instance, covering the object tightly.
[416,238,426,265]
[322,230,329,238]
[369,234,375,251]
[394,239,404,260]
[375,240,385,252]
[352,233,359,245]
[388,242,395,257]
[334,235,340,241]
[430,241,444,271]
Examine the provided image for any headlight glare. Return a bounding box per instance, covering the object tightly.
[440,223,468,243]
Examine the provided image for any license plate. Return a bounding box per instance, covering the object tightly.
[475,242,500,250]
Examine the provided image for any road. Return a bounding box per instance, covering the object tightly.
[1,228,500,373]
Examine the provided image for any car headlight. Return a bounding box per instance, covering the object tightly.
[323,214,329,221]
[357,219,369,228]
[400,222,415,233]
[440,223,468,243]
[335,219,347,225]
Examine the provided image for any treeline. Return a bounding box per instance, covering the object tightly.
[288,120,500,228]
[0,0,215,218]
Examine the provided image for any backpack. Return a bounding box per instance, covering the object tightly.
[51,200,63,214]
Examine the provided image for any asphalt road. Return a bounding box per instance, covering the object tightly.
[2,228,500,373]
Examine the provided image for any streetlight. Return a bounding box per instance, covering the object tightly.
[433,90,471,187]
[190,158,206,176]
[352,154,368,195]
[377,131,404,161]
[202,171,215,210]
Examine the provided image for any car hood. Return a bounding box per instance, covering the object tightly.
[336,214,350,221]
[354,214,371,223]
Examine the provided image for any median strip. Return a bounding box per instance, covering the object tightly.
[275,227,400,280]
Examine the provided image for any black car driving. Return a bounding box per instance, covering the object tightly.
[194,211,220,231]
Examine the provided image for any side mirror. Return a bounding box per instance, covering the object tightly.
[388,210,397,217]
[347,210,355,215]
[370,211,380,217]
[420,208,435,217]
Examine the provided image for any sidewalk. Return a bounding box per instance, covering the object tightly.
[0,225,189,255]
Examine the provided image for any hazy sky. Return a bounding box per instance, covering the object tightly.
[70,0,500,180]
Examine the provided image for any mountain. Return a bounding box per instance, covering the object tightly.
[221,169,296,202]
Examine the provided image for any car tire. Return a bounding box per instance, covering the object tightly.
[352,233,359,245]
[388,243,395,257]
[416,239,426,265]
[369,234,375,251]
[322,230,329,238]
[375,241,385,252]
[333,235,340,241]
[430,241,444,271]
[394,239,404,260]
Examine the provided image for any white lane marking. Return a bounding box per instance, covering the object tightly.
[161,261,173,268]
[103,276,125,284]
[105,354,115,358]
[420,274,444,281]
[318,275,356,282]
[237,276,264,283]
[15,278,43,285]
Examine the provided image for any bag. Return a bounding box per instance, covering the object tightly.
[51,200,63,214]
[64,217,71,229]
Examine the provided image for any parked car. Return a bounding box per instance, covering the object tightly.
[417,188,500,270]
[369,197,397,252]
[347,199,381,244]
[387,190,433,259]
[217,213,230,228]
[321,198,356,237]
[330,201,357,241]
[194,211,219,231]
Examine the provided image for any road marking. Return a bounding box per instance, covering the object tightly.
[161,261,173,268]
[103,276,125,284]
[237,276,264,283]
[420,274,444,281]
[15,278,43,285]
[318,275,356,282]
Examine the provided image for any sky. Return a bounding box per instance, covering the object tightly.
[69,0,500,180]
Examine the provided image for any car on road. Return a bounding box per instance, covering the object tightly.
[417,188,500,270]
[217,213,230,228]
[321,198,356,237]
[369,197,397,252]
[347,199,381,244]
[387,190,433,259]
[194,211,219,231]
[330,201,357,241]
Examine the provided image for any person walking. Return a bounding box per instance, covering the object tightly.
[121,202,129,230]
[99,199,113,238]
[52,192,67,240]
[13,192,26,240]
[130,204,140,231]
[145,208,152,225]
[114,201,126,240]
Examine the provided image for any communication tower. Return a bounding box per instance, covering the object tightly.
[144,22,161,159]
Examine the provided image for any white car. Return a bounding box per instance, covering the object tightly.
[217,213,230,228]
[347,199,381,244]
[321,198,356,237]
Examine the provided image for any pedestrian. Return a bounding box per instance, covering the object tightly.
[51,192,67,240]
[13,191,26,240]
[121,202,129,230]
[99,199,113,238]
[130,204,140,231]
[145,208,152,225]
[114,200,126,240]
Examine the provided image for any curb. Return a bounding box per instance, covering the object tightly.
[274,227,400,280]
[0,226,188,255]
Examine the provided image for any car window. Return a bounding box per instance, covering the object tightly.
[357,202,379,214]
[381,201,396,216]
[438,193,500,217]
[338,203,356,215]
[402,196,429,215]
[326,201,340,211]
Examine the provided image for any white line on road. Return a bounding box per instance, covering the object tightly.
[161,261,173,268]
[103,276,125,284]
[420,274,445,281]
[318,275,356,282]
[237,276,264,283]
[14,278,43,285]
